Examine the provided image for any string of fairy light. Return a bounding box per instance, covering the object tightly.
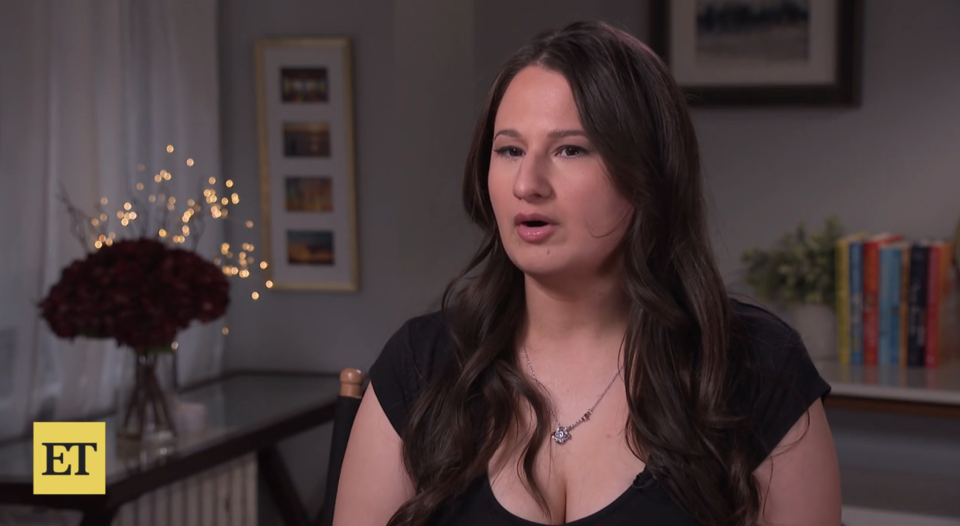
[76,144,272,338]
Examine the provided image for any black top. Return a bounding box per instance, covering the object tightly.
[369,299,832,525]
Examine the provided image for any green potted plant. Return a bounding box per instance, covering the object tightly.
[740,215,843,359]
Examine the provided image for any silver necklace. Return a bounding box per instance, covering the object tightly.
[523,346,622,445]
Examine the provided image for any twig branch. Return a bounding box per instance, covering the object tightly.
[57,182,101,252]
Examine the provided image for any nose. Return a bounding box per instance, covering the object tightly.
[512,152,552,202]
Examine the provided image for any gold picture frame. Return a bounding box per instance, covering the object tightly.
[254,38,359,291]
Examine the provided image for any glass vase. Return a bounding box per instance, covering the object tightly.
[116,349,178,446]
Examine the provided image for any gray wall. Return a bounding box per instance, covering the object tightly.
[697,0,960,285]
[218,1,398,519]
[473,0,960,287]
[220,0,481,375]
[220,0,400,377]
[219,0,477,519]
[393,0,478,318]
[219,0,960,518]
[473,1,648,110]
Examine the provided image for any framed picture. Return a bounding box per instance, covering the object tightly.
[648,0,863,106]
[255,38,359,291]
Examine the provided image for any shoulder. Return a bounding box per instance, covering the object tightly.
[388,309,456,373]
[728,298,833,469]
[729,298,808,368]
[368,309,456,434]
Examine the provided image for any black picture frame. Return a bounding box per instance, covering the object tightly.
[648,0,863,107]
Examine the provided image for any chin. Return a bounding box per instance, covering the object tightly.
[514,263,560,280]
[506,251,572,280]
[505,245,620,285]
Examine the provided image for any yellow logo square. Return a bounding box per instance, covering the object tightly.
[33,422,106,495]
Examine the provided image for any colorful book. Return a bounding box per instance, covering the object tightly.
[878,244,894,365]
[942,243,960,364]
[906,243,930,367]
[849,238,866,365]
[928,241,958,367]
[836,232,869,365]
[880,242,909,365]
[926,242,944,368]
[862,233,903,365]
[899,243,911,368]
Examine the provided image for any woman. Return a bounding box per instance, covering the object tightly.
[335,20,841,526]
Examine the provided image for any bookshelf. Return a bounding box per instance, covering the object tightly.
[817,360,960,525]
[816,360,960,415]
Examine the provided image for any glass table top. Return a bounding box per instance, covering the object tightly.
[0,373,341,485]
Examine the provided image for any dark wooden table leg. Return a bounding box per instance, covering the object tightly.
[258,445,310,526]
[78,506,119,526]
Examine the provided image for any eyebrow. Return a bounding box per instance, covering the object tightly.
[493,129,588,140]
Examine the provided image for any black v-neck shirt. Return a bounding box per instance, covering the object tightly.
[369,299,831,525]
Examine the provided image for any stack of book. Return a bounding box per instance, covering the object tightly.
[835,233,959,367]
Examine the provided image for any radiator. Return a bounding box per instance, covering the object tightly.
[0,454,257,526]
[112,453,257,526]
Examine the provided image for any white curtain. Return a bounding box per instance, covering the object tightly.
[0,0,223,441]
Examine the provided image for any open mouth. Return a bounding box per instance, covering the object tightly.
[515,215,555,242]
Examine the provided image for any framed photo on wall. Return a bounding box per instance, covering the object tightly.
[648,0,863,106]
[254,38,359,291]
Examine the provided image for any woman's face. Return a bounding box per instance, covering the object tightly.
[488,66,633,281]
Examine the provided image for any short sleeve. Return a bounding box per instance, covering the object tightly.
[367,311,453,436]
[368,321,416,435]
[737,305,832,469]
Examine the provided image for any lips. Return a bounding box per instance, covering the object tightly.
[514,213,555,227]
[514,213,556,243]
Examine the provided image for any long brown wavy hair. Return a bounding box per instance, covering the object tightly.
[387,21,763,526]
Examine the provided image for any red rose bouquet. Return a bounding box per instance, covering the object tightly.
[39,238,230,351]
[38,148,267,441]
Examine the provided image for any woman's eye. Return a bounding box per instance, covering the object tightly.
[558,145,586,157]
[494,146,523,158]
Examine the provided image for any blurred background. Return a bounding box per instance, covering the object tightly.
[1,0,958,525]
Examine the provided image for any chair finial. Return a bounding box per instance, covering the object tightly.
[340,368,365,398]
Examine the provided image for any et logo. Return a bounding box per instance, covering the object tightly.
[33,422,105,495]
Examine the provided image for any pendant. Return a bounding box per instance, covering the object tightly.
[552,426,572,444]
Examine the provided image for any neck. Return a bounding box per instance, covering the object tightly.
[521,270,630,359]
